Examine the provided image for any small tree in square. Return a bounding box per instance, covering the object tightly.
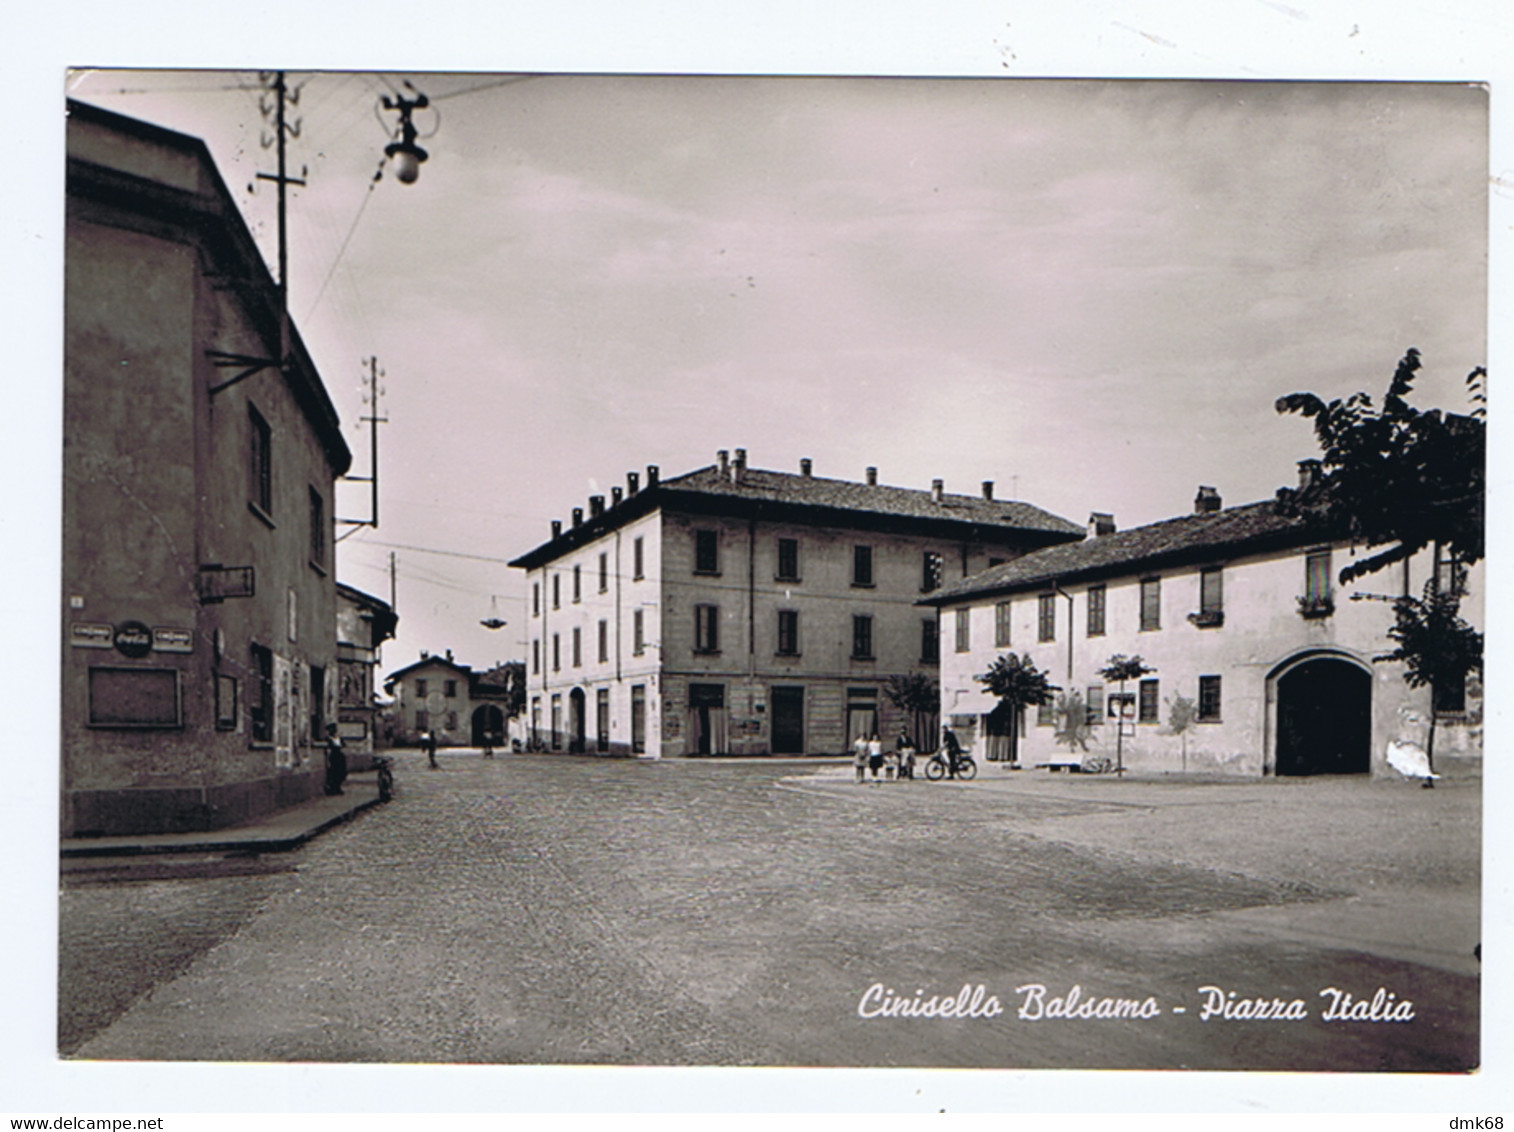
[1099,654,1155,776]
[977,653,1059,760]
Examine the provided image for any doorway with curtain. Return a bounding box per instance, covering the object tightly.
[688,683,728,755]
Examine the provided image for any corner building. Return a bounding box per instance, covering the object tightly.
[62,102,351,834]
[510,451,1083,758]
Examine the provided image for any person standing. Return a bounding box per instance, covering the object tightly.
[896,729,916,780]
[853,733,869,783]
[323,722,347,796]
[867,733,884,780]
[425,728,439,769]
[942,727,964,779]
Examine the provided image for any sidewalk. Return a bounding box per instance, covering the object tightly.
[60,770,386,860]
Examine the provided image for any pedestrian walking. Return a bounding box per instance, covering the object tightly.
[853,733,869,783]
[425,728,439,769]
[867,733,884,780]
[896,729,916,780]
[323,722,347,796]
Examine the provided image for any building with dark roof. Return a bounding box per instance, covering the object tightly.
[63,101,352,835]
[509,449,1083,758]
[336,583,398,764]
[921,472,1482,779]
[383,651,523,749]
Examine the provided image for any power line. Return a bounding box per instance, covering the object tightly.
[346,538,516,564]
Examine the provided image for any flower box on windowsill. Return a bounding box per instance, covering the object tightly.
[1297,595,1335,619]
[1187,610,1225,628]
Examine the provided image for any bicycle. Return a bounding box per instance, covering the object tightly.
[373,755,395,801]
[924,752,977,781]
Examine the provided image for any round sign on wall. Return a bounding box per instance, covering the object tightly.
[113,621,153,658]
[426,690,446,714]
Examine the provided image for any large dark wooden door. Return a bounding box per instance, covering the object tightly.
[1276,659,1371,775]
[771,686,805,754]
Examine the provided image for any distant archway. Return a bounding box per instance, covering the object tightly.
[472,704,504,747]
[1271,652,1372,776]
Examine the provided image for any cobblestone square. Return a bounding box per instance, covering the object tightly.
[60,753,1480,1071]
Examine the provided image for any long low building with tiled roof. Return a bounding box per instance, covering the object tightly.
[508,449,1083,758]
[919,470,1482,780]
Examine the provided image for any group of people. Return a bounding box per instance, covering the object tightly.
[853,729,918,782]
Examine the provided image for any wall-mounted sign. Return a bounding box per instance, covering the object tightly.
[113,621,153,658]
[70,623,114,649]
[153,627,193,653]
[198,564,255,604]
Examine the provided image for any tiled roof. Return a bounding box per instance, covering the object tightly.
[660,465,1086,535]
[922,499,1332,605]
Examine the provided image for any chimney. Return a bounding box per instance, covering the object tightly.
[572,507,584,528]
[611,486,623,506]
[800,458,812,477]
[865,466,878,486]
[717,449,729,476]
[931,478,944,503]
[646,465,660,487]
[730,448,746,485]
[551,519,562,539]
[1194,486,1222,514]
[981,481,994,501]
[1297,459,1322,491]
[445,648,453,661]
[1088,512,1116,537]
[589,495,605,518]
[627,471,640,496]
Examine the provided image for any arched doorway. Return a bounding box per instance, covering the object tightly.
[1273,654,1372,776]
[568,688,587,754]
[471,704,504,747]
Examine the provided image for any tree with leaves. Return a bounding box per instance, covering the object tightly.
[883,672,940,751]
[1054,690,1091,753]
[977,653,1058,762]
[1278,349,1485,778]
[1165,694,1197,774]
[1275,347,1485,584]
[1099,654,1155,776]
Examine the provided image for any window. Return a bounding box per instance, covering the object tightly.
[995,600,1012,648]
[1198,675,1222,722]
[777,538,800,581]
[1086,685,1105,726]
[1038,594,1056,642]
[415,709,429,731]
[248,404,272,516]
[309,665,325,740]
[777,610,800,656]
[955,608,971,653]
[598,619,608,664]
[445,711,458,731]
[1305,550,1332,602]
[532,638,540,674]
[923,551,944,592]
[572,627,582,667]
[852,545,873,587]
[416,679,428,698]
[695,529,720,574]
[1139,678,1160,723]
[552,633,561,671]
[695,604,720,654]
[1436,546,1467,597]
[1140,577,1161,632]
[1200,568,1223,615]
[1037,699,1055,727]
[633,536,644,580]
[598,552,609,593]
[532,582,540,617]
[308,487,325,569]
[1433,675,1467,716]
[249,644,274,741]
[572,564,582,603]
[921,619,940,664]
[1087,584,1106,637]
[552,574,561,609]
[596,688,610,753]
[444,679,457,698]
[633,608,645,656]
[852,614,875,660]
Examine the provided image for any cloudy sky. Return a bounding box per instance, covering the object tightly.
[62,69,1490,680]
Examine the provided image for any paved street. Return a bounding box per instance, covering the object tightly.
[60,752,1480,1071]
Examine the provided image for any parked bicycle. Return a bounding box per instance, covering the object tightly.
[373,755,395,801]
[924,751,977,781]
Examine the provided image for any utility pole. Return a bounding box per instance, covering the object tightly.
[339,356,386,528]
[256,71,306,370]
